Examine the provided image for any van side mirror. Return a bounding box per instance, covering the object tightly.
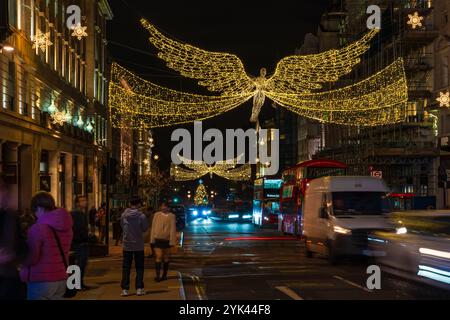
[319,207,329,219]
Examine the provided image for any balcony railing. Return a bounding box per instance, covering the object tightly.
[407,80,432,91]
[402,0,433,10]
[404,54,433,70]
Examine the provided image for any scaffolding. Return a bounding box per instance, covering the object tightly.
[316,0,438,197]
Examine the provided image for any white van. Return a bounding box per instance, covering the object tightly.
[302,176,397,264]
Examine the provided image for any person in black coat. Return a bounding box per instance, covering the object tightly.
[71,196,90,290]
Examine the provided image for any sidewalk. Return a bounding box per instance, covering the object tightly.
[74,243,185,300]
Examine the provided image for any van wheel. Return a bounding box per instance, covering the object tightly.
[328,241,339,265]
[304,238,313,258]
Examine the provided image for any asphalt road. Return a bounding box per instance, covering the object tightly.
[173,219,450,300]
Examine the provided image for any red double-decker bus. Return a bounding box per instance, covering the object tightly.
[279,159,347,236]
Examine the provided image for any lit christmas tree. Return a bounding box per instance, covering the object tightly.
[194,181,208,205]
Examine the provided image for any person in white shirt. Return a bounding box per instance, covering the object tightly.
[150,202,176,282]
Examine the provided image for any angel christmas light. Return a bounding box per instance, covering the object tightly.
[108,19,408,128]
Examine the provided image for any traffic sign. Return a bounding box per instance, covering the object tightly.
[371,171,382,179]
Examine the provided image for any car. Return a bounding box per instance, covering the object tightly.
[169,205,186,231]
[212,202,253,222]
[186,205,211,224]
[369,210,450,292]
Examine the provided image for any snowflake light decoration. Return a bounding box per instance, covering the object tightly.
[407,12,424,29]
[71,23,88,40]
[437,91,450,108]
[32,29,53,51]
[51,111,67,125]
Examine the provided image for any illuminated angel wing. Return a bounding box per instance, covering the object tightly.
[266,58,408,126]
[266,29,379,93]
[140,18,254,95]
[176,154,210,173]
[215,164,252,181]
[170,164,205,181]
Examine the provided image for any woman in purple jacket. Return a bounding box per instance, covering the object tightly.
[20,192,73,300]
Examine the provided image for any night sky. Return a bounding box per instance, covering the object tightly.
[106,0,331,191]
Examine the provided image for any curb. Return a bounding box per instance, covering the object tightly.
[178,272,186,300]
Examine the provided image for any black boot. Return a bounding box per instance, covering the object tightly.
[161,262,169,281]
[154,262,161,282]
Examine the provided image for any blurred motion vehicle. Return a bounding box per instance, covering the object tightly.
[279,159,347,236]
[253,178,281,227]
[170,204,186,231]
[302,176,395,264]
[212,201,253,222]
[186,205,211,224]
[369,211,450,291]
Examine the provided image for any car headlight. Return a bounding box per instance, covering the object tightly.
[193,210,198,216]
[333,226,352,235]
[202,210,207,215]
[396,227,407,235]
[264,216,269,221]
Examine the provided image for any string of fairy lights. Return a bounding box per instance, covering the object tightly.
[170,164,251,181]
[109,19,409,129]
[170,154,252,181]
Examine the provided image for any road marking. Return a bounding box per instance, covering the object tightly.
[275,286,304,300]
[189,275,205,300]
[333,275,372,293]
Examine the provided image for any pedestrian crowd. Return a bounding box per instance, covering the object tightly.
[0,172,177,300]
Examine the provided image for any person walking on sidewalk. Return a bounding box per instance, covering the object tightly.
[150,202,177,282]
[71,196,89,290]
[97,203,107,243]
[120,196,149,297]
[88,206,97,235]
[20,192,73,300]
[0,175,28,300]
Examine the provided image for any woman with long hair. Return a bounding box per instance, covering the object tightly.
[150,202,176,282]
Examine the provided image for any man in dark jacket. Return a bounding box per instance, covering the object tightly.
[71,195,89,290]
[120,196,149,297]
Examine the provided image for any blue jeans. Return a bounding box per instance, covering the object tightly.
[27,281,66,300]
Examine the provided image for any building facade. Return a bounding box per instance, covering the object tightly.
[0,0,113,212]
[309,0,440,207]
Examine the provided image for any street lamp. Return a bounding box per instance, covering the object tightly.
[0,44,14,53]
[154,154,159,161]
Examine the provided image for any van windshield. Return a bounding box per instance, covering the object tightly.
[332,192,391,216]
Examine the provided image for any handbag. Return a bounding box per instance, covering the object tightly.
[48,226,77,298]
